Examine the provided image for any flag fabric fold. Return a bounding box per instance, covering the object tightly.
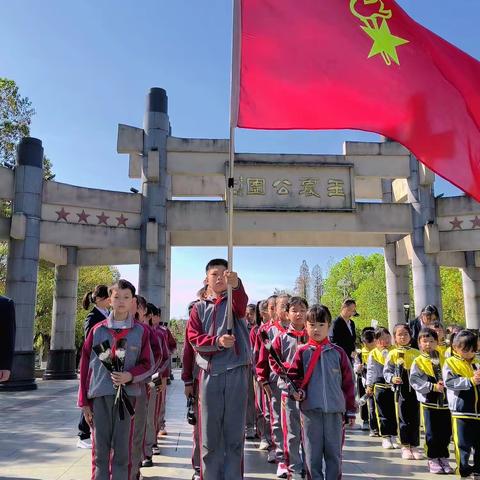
[234,0,480,201]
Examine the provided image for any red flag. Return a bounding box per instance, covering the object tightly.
[233,0,480,201]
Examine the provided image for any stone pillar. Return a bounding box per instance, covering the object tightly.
[138,88,169,316]
[406,156,442,316]
[44,247,79,379]
[461,251,480,329]
[382,179,410,330]
[1,138,43,391]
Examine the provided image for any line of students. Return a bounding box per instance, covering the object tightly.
[182,262,355,480]
[77,280,176,480]
[358,320,480,478]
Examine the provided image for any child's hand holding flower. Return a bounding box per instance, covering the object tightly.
[111,371,133,385]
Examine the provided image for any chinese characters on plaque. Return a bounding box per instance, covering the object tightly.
[229,162,354,211]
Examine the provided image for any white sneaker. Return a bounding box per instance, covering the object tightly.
[276,462,289,478]
[382,437,394,449]
[76,437,92,449]
[390,436,400,449]
[267,449,277,463]
[258,440,270,450]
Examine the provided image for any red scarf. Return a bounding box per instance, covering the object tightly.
[288,327,306,337]
[273,321,288,334]
[301,337,330,389]
[110,328,130,358]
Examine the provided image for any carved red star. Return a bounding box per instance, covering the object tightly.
[55,207,70,222]
[116,213,128,227]
[96,211,110,225]
[470,216,480,229]
[76,209,90,223]
[449,217,463,230]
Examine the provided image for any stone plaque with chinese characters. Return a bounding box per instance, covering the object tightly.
[228,162,354,211]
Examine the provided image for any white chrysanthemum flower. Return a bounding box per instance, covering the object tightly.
[116,349,126,360]
[98,349,112,362]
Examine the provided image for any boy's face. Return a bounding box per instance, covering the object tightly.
[276,297,290,323]
[376,333,391,349]
[261,307,269,322]
[245,308,256,325]
[110,288,133,315]
[455,347,476,361]
[288,303,307,330]
[306,320,329,342]
[364,340,375,351]
[151,314,160,326]
[206,265,227,294]
[418,335,437,354]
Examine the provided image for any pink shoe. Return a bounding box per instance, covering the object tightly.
[439,458,454,474]
[401,447,414,460]
[412,447,424,460]
[428,459,444,474]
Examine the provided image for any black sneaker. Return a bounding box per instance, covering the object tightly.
[141,457,153,468]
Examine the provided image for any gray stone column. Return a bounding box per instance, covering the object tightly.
[461,251,480,329]
[382,180,410,330]
[44,247,79,379]
[1,138,44,391]
[406,156,442,316]
[138,88,169,316]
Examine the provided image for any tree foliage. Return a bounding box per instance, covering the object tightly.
[0,78,35,168]
[321,253,387,330]
[440,267,465,326]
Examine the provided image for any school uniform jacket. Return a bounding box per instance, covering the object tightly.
[383,346,420,394]
[270,326,307,390]
[256,321,289,385]
[187,280,250,375]
[443,354,480,419]
[288,341,356,416]
[78,314,152,408]
[410,352,448,408]
[366,347,394,388]
[182,325,197,386]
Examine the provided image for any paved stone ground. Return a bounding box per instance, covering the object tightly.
[0,372,456,479]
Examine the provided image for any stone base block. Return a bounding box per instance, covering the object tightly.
[0,350,37,391]
[43,349,77,380]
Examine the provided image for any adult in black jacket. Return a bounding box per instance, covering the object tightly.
[408,304,439,349]
[330,299,357,361]
[0,295,16,382]
[76,285,110,448]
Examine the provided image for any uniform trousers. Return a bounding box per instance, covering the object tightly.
[281,391,303,474]
[395,386,420,447]
[130,383,148,480]
[422,406,451,459]
[452,417,480,477]
[373,385,397,437]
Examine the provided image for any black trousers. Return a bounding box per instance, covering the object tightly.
[395,387,420,447]
[368,395,379,432]
[422,406,451,459]
[78,411,91,439]
[373,385,397,437]
[452,417,480,477]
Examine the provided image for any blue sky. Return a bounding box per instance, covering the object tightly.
[1,1,479,318]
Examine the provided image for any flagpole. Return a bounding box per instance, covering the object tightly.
[227,0,241,335]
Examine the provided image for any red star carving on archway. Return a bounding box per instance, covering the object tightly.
[96,212,109,225]
[76,209,90,223]
[449,217,463,230]
[55,207,70,222]
[116,214,128,227]
[470,216,480,229]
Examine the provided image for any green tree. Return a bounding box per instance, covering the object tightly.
[440,267,465,326]
[322,253,387,330]
[0,78,35,168]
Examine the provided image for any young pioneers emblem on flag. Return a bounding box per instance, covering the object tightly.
[350,0,409,65]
